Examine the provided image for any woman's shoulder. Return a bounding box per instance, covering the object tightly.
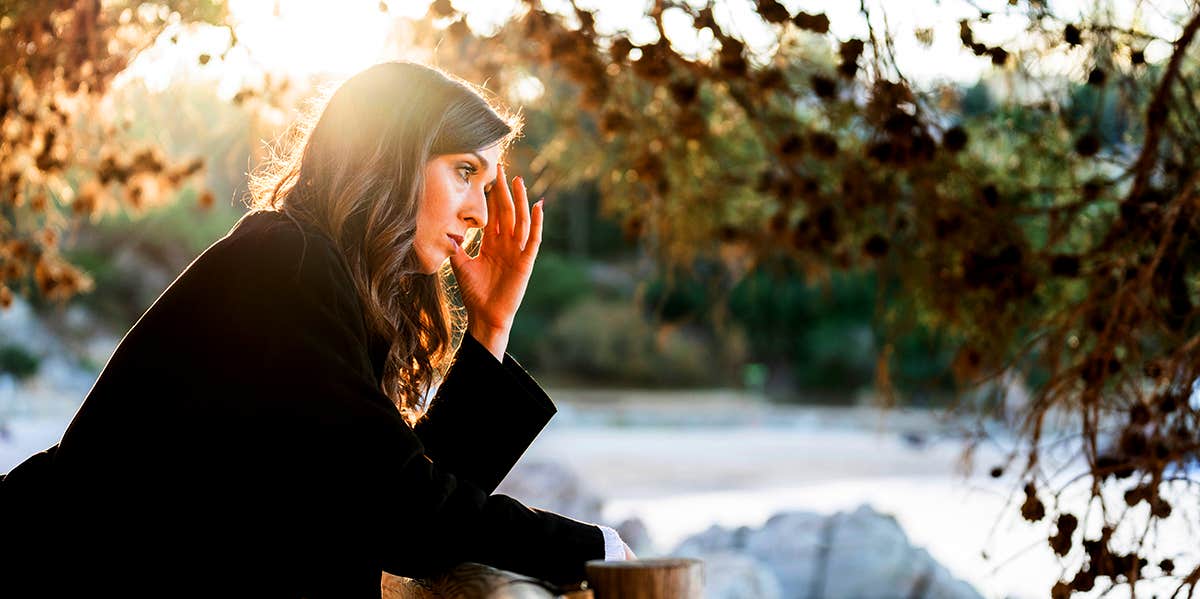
[213,210,350,289]
[223,209,332,257]
[145,209,360,325]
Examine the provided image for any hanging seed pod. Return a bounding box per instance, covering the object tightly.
[1113,429,1142,456]
[718,38,747,78]
[668,78,699,105]
[808,131,838,159]
[756,0,790,24]
[1064,24,1082,46]
[1070,568,1096,592]
[1049,255,1081,277]
[1129,403,1150,426]
[1156,391,1178,414]
[1021,482,1045,521]
[777,133,804,159]
[989,47,1009,66]
[980,184,999,208]
[810,75,836,99]
[1048,513,1077,556]
[632,42,672,82]
[757,67,786,91]
[609,37,633,63]
[1150,496,1172,518]
[837,39,864,78]
[862,234,889,258]
[598,109,631,138]
[793,11,830,34]
[1160,559,1175,575]
[1074,134,1100,157]
[942,126,967,152]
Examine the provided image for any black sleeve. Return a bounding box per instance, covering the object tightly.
[236,224,604,586]
[413,331,556,495]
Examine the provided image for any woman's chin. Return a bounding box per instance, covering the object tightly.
[410,249,441,275]
[421,257,447,275]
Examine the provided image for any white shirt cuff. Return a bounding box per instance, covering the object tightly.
[597,525,626,561]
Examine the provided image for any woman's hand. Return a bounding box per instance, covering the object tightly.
[449,163,544,361]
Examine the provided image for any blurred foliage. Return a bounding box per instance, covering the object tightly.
[505,251,594,367]
[538,295,738,388]
[646,259,958,400]
[1,0,227,310]
[0,343,39,380]
[53,78,251,327]
[728,265,880,393]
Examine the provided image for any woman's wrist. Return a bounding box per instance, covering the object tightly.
[468,324,510,362]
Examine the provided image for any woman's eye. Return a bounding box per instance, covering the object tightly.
[458,165,476,183]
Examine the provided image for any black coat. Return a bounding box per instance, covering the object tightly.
[0,210,603,597]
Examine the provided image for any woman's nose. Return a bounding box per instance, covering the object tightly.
[462,187,488,230]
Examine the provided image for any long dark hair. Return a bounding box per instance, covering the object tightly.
[247,62,521,424]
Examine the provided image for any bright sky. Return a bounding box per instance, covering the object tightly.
[118,0,1192,99]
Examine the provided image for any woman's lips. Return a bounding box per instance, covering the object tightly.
[447,234,464,248]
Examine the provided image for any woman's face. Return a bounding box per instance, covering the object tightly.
[414,144,503,274]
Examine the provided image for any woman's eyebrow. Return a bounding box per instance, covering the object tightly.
[470,152,501,188]
[469,151,490,171]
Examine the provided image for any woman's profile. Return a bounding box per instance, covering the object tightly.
[0,61,632,596]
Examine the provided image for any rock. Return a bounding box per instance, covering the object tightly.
[821,505,982,599]
[495,460,605,524]
[671,505,982,599]
[700,551,783,599]
[614,516,653,555]
[673,522,751,556]
[744,511,827,595]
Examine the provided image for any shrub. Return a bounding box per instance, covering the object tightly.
[0,345,40,380]
[538,297,734,387]
[507,252,595,367]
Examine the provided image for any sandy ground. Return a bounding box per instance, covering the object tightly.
[3,390,1196,599]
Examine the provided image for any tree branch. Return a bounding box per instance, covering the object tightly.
[1126,9,1200,203]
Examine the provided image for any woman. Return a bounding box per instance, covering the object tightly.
[0,62,632,596]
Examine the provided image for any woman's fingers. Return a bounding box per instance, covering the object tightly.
[485,167,501,237]
[526,198,544,260]
[513,176,531,251]
[495,163,515,237]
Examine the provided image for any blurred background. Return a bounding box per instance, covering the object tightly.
[3,1,1200,597]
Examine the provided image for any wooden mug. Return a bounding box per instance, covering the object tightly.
[584,558,703,599]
